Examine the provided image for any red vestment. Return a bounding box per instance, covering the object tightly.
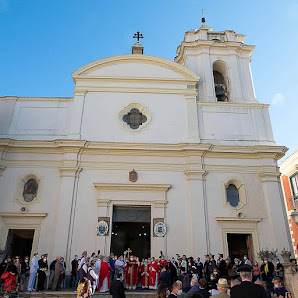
[159,260,168,267]
[149,261,159,289]
[125,261,138,289]
[140,263,149,288]
[97,261,111,292]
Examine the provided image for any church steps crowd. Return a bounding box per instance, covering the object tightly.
[0,251,296,298]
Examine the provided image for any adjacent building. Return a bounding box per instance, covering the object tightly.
[280,151,298,260]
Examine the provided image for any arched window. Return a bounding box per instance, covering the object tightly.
[23,178,38,203]
[213,61,229,102]
[226,184,240,207]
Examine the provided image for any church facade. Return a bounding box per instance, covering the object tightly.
[0,25,293,266]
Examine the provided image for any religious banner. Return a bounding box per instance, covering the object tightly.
[97,217,110,236]
[153,218,166,237]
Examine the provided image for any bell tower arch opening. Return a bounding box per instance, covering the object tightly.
[213,60,229,102]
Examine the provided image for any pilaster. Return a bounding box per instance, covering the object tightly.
[260,172,292,251]
[185,95,200,142]
[66,90,87,139]
[185,168,209,256]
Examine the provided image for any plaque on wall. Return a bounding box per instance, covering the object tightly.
[153,218,166,237]
[97,217,110,236]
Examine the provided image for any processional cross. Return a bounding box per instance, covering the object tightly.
[133,31,143,43]
[124,247,132,259]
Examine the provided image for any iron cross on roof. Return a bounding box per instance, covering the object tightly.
[133,31,143,43]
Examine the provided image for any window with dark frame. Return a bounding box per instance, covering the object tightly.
[290,172,298,199]
[122,108,147,130]
[226,184,240,207]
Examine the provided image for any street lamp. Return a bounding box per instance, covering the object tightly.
[291,209,298,225]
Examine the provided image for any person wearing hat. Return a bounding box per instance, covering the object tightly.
[230,265,267,298]
[212,278,229,297]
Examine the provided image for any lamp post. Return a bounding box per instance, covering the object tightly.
[290,209,298,225]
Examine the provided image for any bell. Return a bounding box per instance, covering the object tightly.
[215,85,224,96]
[215,84,227,101]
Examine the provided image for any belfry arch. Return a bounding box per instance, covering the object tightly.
[213,60,229,102]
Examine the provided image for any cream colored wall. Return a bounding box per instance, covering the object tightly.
[0,146,292,267]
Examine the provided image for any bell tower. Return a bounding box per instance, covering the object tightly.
[175,24,257,103]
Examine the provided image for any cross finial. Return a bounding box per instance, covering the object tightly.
[201,9,206,24]
[133,31,143,43]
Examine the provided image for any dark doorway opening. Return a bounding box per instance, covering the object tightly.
[6,229,34,259]
[110,206,151,259]
[227,233,253,263]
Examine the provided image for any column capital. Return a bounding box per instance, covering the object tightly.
[97,199,111,208]
[59,167,82,178]
[185,170,208,181]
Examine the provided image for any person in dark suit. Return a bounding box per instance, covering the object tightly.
[110,272,125,298]
[230,265,267,298]
[260,257,275,291]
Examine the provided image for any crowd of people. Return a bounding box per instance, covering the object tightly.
[0,251,296,298]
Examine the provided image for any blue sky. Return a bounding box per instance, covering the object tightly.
[0,0,297,161]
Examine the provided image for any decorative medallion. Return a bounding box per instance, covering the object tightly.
[97,220,109,236]
[154,222,167,237]
[129,169,137,182]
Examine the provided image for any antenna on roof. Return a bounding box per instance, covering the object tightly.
[201,9,206,24]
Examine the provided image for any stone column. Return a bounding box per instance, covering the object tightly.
[283,261,296,295]
[185,163,209,256]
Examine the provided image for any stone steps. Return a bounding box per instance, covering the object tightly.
[17,290,156,298]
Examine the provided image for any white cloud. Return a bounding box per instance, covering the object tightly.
[272,93,286,105]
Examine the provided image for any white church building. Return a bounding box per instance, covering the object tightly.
[0,24,292,267]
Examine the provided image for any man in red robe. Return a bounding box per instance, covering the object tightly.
[159,255,168,267]
[125,255,138,290]
[97,257,111,292]
[149,257,159,290]
[140,259,150,289]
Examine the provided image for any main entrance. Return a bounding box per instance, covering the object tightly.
[227,233,253,262]
[6,229,35,259]
[110,206,151,259]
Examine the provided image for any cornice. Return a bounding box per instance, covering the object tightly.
[73,86,197,96]
[0,139,288,160]
[197,102,269,109]
[0,212,47,218]
[75,76,198,86]
[175,40,255,63]
[0,96,73,102]
[216,217,261,223]
[94,183,171,192]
